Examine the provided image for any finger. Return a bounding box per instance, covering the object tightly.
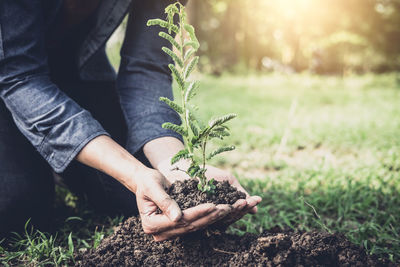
[147,183,182,222]
[235,196,261,216]
[246,196,262,214]
[141,203,216,235]
[230,199,247,218]
[136,194,158,218]
[182,203,218,222]
[154,205,233,241]
[222,199,248,224]
[223,196,262,225]
[217,200,246,225]
[152,205,232,242]
[232,199,247,210]
[182,204,232,230]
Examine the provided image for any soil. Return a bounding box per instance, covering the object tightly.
[166,179,247,209]
[76,180,394,267]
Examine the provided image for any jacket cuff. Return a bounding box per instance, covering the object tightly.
[126,110,183,155]
[39,111,109,173]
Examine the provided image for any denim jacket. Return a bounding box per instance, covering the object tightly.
[0,0,182,173]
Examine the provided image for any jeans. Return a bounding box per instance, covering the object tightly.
[0,79,147,235]
[0,0,183,235]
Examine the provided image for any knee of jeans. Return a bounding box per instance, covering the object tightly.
[0,174,54,233]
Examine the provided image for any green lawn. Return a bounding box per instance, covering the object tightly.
[196,74,400,262]
[1,73,400,265]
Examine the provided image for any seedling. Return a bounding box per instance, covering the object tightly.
[147,2,236,193]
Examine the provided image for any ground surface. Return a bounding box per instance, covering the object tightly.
[77,217,389,267]
[1,74,400,266]
[77,180,390,267]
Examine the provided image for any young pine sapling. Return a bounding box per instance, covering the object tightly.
[147,3,236,194]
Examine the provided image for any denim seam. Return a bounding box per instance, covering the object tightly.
[78,0,118,68]
[82,2,118,54]
[79,0,131,69]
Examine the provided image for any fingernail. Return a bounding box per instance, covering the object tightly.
[248,196,262,206]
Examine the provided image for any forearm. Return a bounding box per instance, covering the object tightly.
[142,136,194,185]
[143,136,185,169]
[76,135,151,193]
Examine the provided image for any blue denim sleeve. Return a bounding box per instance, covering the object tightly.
[117,0,185,155]
[0,1,109,173]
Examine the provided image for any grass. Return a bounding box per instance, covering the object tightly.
[1,73,400,265]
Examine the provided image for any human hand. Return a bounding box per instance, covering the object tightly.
[157,159,262,226]
[75,136,234,241]
[202,165,262,223]
[133,168,234,241]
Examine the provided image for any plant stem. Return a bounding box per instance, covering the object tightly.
[202,137,208,171]
[178,7,192,155]
[200,134,209,186]
[171,166,190,176]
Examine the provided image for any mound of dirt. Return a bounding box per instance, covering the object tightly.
[76,180,393,267]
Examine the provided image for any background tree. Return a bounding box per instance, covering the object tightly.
[186,0,400,74]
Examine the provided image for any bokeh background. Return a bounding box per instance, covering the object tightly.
[186,0,400,75]
[109,0,400,75]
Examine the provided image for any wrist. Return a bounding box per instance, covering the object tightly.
[156,156,191,183]
[143,136,185,169]
[120,163,154,194]
[77,135,154,194]
[157,156,191,171]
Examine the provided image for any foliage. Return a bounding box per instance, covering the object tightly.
[147,2,236,193]
[107,1,400,74]
[187,0,400,74]
[0,186,124,266]
[0,220,75,266]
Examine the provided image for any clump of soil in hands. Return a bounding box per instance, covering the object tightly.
[76,180,393,267]
[166,179,246,209]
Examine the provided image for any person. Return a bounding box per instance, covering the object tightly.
[0,0,261,241]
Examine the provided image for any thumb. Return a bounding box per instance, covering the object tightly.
[148,182,182,222]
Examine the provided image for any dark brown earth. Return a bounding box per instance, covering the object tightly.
[76,180,394,267]
[166,179,247,209]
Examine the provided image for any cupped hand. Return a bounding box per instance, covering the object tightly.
[133,169,234,241]
[75,135,240,241]
[203,165,261,224]
[157,159,262,226]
